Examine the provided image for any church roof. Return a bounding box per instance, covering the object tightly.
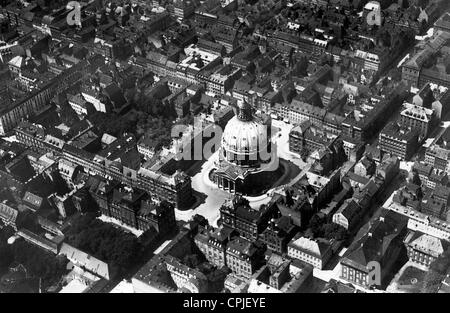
[215,163,248,181]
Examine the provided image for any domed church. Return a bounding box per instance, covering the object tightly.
[212,101,278,194]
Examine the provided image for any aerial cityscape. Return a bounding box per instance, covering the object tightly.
[1,0,450,298]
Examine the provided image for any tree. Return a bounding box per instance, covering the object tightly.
[59,102,79,126]
[308,214,348,240]
[411,170,422,187]
[51,171,71,196]
[183,254,202,268]
[192,214,209,228]
[206,266,231,292]
[388,68,402,82]
[138,116,174,151]
[285,189,295,207]
[0,226,14,269]
[430,248,450,275]
[0,242,13,269]
[176,114,195,127]
[89,111,137,137]
[417,247,450,292]
[15,211,40,233]
[10,240,69,288]
[292,55,308,77]
[421,270,444,293]
[300,147,309,162]
[444,56,450,75]
[233,195,250,208]
[65,213,142,272]
[322,223,349,241]
[376,29,392,48]
[308,214,326,237]
[317,53,333,67]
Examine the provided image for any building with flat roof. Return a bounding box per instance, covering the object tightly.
[206,64,242,96]
[176,44,221,84]
[379,121,419,161]
[399,102,436,140]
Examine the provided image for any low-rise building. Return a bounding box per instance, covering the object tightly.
[340,210,408,289]
[225,237,265,279]
[137,136,157,160]
[0,200,18,230]
[165,255,208,293]
[224,273,248,293]
[248,254,313,293]
[68,93,90,116]
[404,230,448,268]
[287,235,333,269]
[333,199,363,231]
[59,243,112,280]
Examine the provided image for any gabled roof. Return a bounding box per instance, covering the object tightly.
[405,231,447,258]
[288,236,332,259]
[335,199,360,221]
[59,243,110,280]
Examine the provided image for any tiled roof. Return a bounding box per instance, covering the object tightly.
[59,243,110,280]
[0,202,18,225]
[342,210,407,271]
[405,231,447,258]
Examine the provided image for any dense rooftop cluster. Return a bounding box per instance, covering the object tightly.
[1,0,450,295]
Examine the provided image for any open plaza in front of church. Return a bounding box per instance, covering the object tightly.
[175,117,309,226]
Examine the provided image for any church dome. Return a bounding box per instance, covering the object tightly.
[221,102,271,168]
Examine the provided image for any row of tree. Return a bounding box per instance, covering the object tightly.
[308,214,349,241]
[11,240,69,288]
[421,248,450,292]
[64,212,142,272]
[88,111,138,138]
[0,226,69,289]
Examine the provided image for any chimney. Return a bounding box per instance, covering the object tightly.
[368,232,372,237]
